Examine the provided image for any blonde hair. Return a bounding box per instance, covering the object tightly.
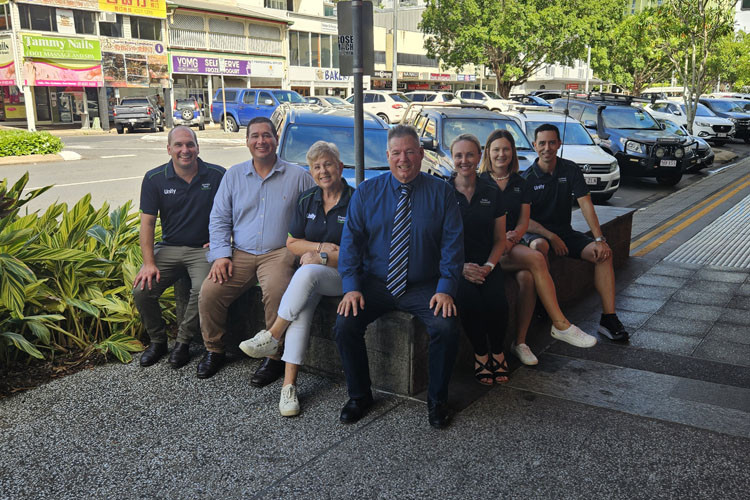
[478,129,519,175]
[449,133,481,156]
[306,140,341,165]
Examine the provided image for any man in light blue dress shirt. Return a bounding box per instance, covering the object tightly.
[197,117,314,380]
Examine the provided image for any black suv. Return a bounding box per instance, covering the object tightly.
[401,104,537,178]
[699,98,750,143]
[552,93,696,186]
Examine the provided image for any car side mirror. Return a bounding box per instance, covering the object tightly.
[584,120,596,129]
[420,136,436,150]
[263,99,274,106]
[673,110,682,116]
[660,122,667,130]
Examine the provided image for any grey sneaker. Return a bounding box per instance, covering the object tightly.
[511,342,538,366]
[550,323,597,348]
[239,329,279,358]
[279,384,300,417]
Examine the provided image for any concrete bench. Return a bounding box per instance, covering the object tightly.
[175,206,635,396]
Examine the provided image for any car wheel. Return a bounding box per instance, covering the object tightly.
[377,113,390,124]
[127,125,134,133]
[591,192,614,203]
[656,174,682,186]
[223,115,239,132]
[116,124,124,134]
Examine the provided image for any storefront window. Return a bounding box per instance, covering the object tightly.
[99,14,124,37]
[0,4,11,31]
[321,35,331,68]
[19,4,57,32]
[311,33,320,67]
[289,31,299,66]
[298,32,311,67]
[332,38,339,69]
[130,16,161,41]
[74,10,96,35]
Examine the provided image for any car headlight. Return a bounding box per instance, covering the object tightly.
[654,146,666,158]
[730,118,738,123]
[695,121,710,127]
[674,147,685,159]
[625,141,645,154]
[609,160,618,172]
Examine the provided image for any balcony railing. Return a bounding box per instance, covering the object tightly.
[169,28,283,56]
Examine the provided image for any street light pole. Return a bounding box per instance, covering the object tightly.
[392,0,398,92]
[353,1,364,186]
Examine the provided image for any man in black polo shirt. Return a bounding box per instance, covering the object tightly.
[521,123,629,342]
[134,126,226,368]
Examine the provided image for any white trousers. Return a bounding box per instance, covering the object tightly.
[278,264,343,365]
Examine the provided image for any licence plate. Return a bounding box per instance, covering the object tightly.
[585,177,599,185]
[660,160,677,167]
[717,133,727,137]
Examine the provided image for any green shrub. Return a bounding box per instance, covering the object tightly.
[0,130,64,157]
[0,174,167,365]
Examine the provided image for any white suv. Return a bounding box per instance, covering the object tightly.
[404,91,462,105]
[456,89,516,112]
[346,90,411,123]
[645,100,734,145]
[504,109,621,202]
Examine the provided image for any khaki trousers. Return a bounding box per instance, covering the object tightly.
[199,247,295,353]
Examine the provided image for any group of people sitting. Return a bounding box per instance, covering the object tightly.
[134,117,629,429]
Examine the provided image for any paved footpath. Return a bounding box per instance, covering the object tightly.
[1,162,749,499]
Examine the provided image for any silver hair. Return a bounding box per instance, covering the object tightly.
[306,140,341,165]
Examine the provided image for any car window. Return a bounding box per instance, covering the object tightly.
[390,93,410,103]
[424,95,436,102]
[652,103,667,111]
[693,103,715,117]
[280,124,389,169]
[242,91,257,104]
[602,107,660,130]
[375,94,386,103]
[442,118,533,151]
[424,118,437,139]
[219,90,237,101]
[363,94,375,103]
[580,107,597,124]
[306,97,320,104]
[345,95,354,104]
[120,98,150,105]
[659,119,688,136]
[442,94,455,101]
[259,91,274,106]
[324,97,348,106]
[667,104,680,113]
[485,91,502,99]
[524,121,594,146]
[414,115,428,133]
[273,90,306,103]
[707,100,744,113]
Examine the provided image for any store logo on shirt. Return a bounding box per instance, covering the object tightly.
[533,184,545,191]
[306,213,316,220]
[513,187,521,193]
[479,198,491,206]
[201,183,211,190]
[558,178,568,184]
[163,188,177,195]
[337,215,346,224]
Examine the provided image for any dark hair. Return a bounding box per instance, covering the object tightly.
[479,129,519,175]
[247,116,277,140]
[387,124,420,147]
[534,123,561,141]
[167,125,198,145]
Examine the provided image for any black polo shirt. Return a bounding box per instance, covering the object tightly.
[521,157,589,234]
[479,171,532,231]
[140,158,225,247]
[288,180,354,245]
[449,176,505,264]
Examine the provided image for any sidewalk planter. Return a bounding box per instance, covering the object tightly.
[0,130,63,157]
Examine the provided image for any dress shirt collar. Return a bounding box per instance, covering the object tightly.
[243,155,287,177]
[388,171,423,192]
[164,158,209,181]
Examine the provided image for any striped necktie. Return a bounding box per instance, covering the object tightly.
[386,183,413,297]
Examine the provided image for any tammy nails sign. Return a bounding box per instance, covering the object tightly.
[171,55,251,76]
[22,34,101,61]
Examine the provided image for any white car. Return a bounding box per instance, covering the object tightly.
[345,90,410,123]
[455,89,516,112]
[504,110,621,202]
[646,100,734,145]
[404,91,462,105]
[305,96,352,107]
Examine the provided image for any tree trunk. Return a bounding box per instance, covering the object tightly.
[495,78,513,98]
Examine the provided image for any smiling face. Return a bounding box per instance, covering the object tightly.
[387,135,424,184]
[489,137,513,173]
[310,154,344,190]
[533,130,561,168]
[167,127,199,171]
[451,139,480,179]
[247,122,278,163]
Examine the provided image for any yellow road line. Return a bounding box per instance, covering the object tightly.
[630,173,750,250]
[632,177,750,257]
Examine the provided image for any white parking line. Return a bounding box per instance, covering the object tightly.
[101,154,137,158]
[24,176,143,191]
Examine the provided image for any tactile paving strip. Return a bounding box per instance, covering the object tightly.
[664,193,750,268]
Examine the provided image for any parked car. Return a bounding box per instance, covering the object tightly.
[529,90,563,101]
[645,100,733,145]
[455,89,516,112]
[698,98,750,143]
[705,92,750,100]
[658,118,714,173]
[113,96,164,134]
[504,109,620,202]
[345,90,411,123]
[305,96,352,107]
[270,103,392,185]
[552,93,695,186]
[210,88,306,132]
[172,97,206,130]
[404,91,462,105]
[509,95,552,108]
[401,104,537,178]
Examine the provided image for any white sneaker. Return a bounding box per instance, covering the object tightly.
[279,384,300,417]
[511,342,538,366]
[550,323,597,348]
[239,330,279,358]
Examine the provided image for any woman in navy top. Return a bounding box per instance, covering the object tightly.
[479,129,584,366]
[450,133,510,385]
[239,140,354,417]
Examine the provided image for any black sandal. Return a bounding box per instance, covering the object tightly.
[491,353,510,385]
[474,356,495,386]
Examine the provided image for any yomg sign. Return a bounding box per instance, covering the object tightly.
[22,34,101,60]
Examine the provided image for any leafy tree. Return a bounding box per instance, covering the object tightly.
[590,8,672,96]
[420,0,623,97]
[708,30,750,91]
[659,0,737,134]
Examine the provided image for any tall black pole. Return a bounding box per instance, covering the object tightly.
[352,1,364,186]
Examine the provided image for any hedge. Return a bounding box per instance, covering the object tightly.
[0,130,64,157]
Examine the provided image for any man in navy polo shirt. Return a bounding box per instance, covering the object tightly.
[134,126,225,369]
[521,123,629,342]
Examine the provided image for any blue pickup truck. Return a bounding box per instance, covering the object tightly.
[210,88,306,132]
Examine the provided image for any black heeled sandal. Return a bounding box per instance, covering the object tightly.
[491,353,510,385]
[474,356,495,386]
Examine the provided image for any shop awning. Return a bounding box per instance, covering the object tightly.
[166,0,293,25]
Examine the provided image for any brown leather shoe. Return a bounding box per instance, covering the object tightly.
[168,342,191,369]
[196,351,225,379]
[140,342,167,367]
[250,357,284,387]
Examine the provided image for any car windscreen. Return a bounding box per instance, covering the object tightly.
[176,99,196,105]
[324,97,349,106]
[120,99,150,105]
[281,124,389,169]
[442,118,533,151]
[524,121,594,145]
[485,91,502,99]
[659,119,687,136]
[602,107,660,130]
[733,100,750,112]
[273,91,306,103]
[685,103,716,117]
[389,93,411,103]
[707,100,744,113]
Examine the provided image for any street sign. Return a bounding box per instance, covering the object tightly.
[337,1,374,76]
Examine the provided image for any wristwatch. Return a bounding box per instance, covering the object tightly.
[594,236,607,243]
[320,252,328,265]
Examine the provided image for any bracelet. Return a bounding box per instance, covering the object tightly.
[483,261,495,270]
[317,242,323,252]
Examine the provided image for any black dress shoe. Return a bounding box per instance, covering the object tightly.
[140,342,167,367]
[168,342,191,369]
[339,394,374,424]
[427,400,451,429]
[196,351,226,379]
[250,357,284,388]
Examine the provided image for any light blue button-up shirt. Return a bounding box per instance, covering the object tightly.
[207,157,314,262]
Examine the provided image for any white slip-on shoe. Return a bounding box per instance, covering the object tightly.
[550,323,597,348]
[279,384,300,417]
[239,329,279,358]
[511,342,539,366]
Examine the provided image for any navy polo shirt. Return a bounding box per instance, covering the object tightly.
[288,180,354,245]
[479,171,532,231]
[449,176,505,264]
[521,157,589,234]
[140,158,225,247]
